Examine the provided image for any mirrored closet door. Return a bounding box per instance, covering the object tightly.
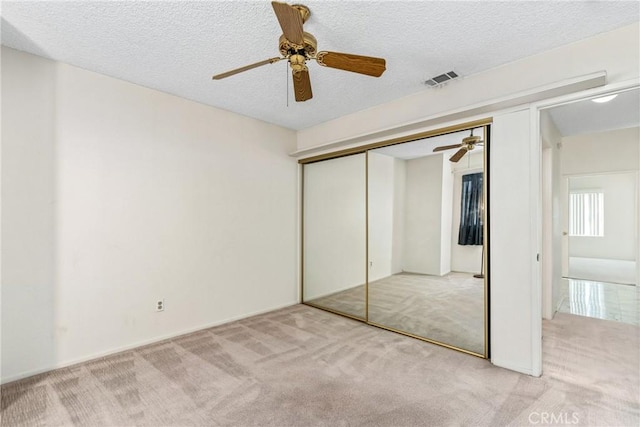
[303,153,367,320]
[301,122,489,358]
[367,127,487,356]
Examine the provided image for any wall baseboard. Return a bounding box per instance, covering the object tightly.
[304,282,365,301]
[491,358,541,377]
[1,300,298,385]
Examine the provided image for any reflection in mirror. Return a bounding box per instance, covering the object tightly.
[367,127,487,355]
[303,153,366,319]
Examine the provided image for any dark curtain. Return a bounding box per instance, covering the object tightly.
[458,172,483,246]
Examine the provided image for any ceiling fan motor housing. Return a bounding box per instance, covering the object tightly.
[279,32,317,58]
[462,135,482,147]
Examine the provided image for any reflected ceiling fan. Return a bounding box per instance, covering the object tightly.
[212,1,387,102]
[433,130,484,163]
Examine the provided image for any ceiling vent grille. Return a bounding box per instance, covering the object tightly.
[424,71,459,87]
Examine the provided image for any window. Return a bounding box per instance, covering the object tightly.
[569,191,604,237]
[458,172,483,245]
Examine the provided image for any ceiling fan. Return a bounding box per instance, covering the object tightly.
[212,1,387,102]
[433,129,484,163]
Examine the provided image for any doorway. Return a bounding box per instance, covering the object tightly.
[541,87,640,326]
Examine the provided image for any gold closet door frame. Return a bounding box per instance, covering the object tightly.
[300,118,492,359]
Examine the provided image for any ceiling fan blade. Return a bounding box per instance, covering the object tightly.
[292,68,313,102]
[449,148,468,163]
[315,51,386,77]
[212,57,282,80]
[272,1,304,45]
[433,144,462,152]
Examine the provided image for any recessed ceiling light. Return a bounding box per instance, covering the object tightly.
[591,94,618,103]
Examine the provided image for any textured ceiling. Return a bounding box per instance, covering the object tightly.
[2,1,639,130]
[548,88,640,137]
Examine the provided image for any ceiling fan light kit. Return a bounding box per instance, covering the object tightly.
[212,1,387,102]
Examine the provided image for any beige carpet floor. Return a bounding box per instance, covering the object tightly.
[308,272,485,354]
[306,283,367,320]
[1,305,638,426]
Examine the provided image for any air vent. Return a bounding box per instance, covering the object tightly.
[424,71,459,87]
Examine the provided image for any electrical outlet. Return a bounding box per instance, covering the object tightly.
[156,299,164,312]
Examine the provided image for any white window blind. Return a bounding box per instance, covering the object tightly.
[569,191,604,237]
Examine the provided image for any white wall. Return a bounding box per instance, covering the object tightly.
[440,159,454,274]
[450,151,484,274]
[540,111,563,319]
[403,154,449,275]
[391,159,406,274]
[1,47,298,382]
[303,154,366,299]
[568,173,637,261]
[562,127,640,175]
[368,152,396,281]
[1,46,57,381]
[551,127,563,316]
